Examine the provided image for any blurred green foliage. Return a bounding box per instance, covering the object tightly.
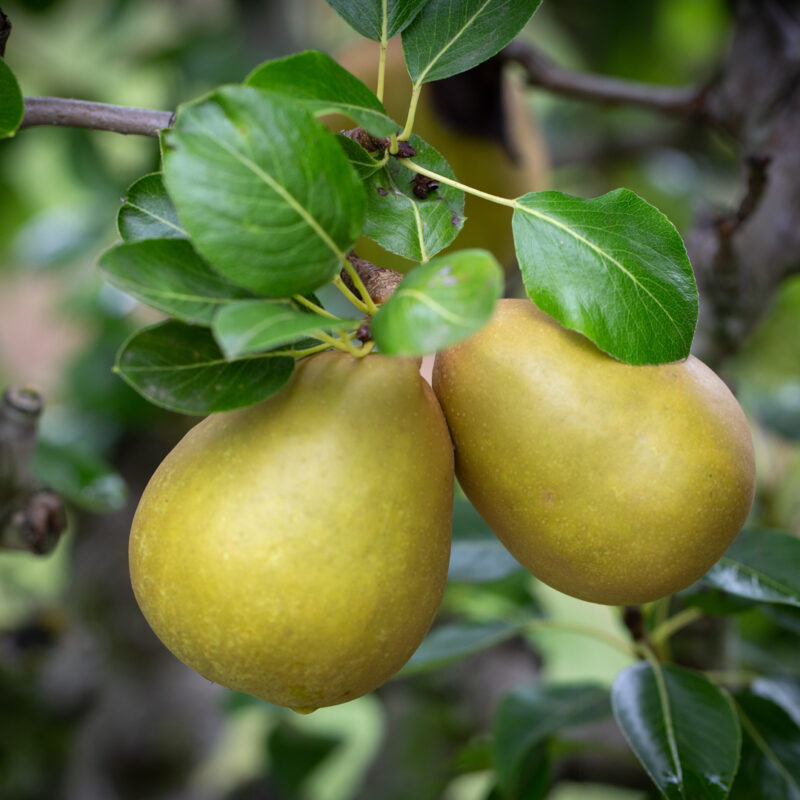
[1,1,799,799]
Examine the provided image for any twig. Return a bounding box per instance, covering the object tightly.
[0,387,66,555]
[0,8,11,58]
[501,41,706,118]
[21,97,173,138]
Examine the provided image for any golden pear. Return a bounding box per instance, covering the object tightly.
[130,351,453,711]
[433,299,756,606]
[332,38,548,270]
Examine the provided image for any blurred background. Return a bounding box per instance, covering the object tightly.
[0,1,798,798]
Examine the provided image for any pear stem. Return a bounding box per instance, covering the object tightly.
[292,294,343,320]
[398,159,518,208]
[524,619,638,658]
[649,606,705,649]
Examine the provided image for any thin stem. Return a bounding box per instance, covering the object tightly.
[377,0,388,104]
[524,619,638,658]
[292,294,341,320]
[340,259,379,314]
[316,331,363,357]
[650,606,704,649]
[333,275,371,314]
[274,342,331,358]
[398,82,423,141]
[398,158,517,208]
[704,669,758,686]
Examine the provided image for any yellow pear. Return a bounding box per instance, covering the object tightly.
[130,351,453,710]
[433,299,756,606]
[331,38,548,270]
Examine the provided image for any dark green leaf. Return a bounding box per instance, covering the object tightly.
[513,189,698,365]
[336,134,386,179]
[32,441,127,513]
[246,50,396,136]
[494,684,611,799]
[399,620,523,676]
[213,300,360,358]
[449,496,523,583]
[163,87,365,297]
[99,239,250,324]
[612,662,741,800]
[363,133,464,262]
[325,0,430,41]
[679,582,756,616]
[752,678,800,727]
[268,720,341,796]
[730,691,800,799]
[115,321,294,415]
[118,173,186,242]
[402,0,541,84]
[702,528,800,608]
[0,58,24,138]
[371,249,502,355]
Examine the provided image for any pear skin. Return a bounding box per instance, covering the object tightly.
[433,299,755,605]
[130,351,453,710]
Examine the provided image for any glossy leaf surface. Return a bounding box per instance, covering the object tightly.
[115,321,294,415]
[371,249,502,355]
[513,189,698,364]
[163,87,365,297]
[100,239,249,324]
[612,662,741,799]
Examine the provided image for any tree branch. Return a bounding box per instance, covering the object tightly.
[502,41,707,118]
[21,97,173,138]
[0,8,11,58]
[0,387,66,555]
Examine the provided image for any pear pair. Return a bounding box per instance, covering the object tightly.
[130,299,755,710]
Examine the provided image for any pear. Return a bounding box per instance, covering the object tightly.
[433,299,755,606]
[130,351,453,711]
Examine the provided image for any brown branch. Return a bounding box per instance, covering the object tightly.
[502,41,706,118]
[0,387,66,555]
[21,97,173,138]
[0,8,11,58]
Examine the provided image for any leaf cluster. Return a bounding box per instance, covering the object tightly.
[86,0,699,414]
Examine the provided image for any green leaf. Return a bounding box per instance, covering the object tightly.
[32,440,127,513]
[512,189,698,365]
[399,620,523,676]
[336,134,386,179]
[402,0,541,84]
[612,662,741,800]
[99,239,250,325]
[449,496,523,583]
[118,172,187,242]
[702,528,800,608]
[0,58,24,138]
[493,684,611,800]
[362,133,464,262]
[730,691,800,799]
[371,249,502,356]
[325,0,430,41]
[213,300,361,358]
[268,721,341,796]
[752,678,800,727]
[246,50,396,136]
[115,321,294,415]
[163,86,365,298]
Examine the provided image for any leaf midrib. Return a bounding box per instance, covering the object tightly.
[415,0,494,85]
[514,200,685,339]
